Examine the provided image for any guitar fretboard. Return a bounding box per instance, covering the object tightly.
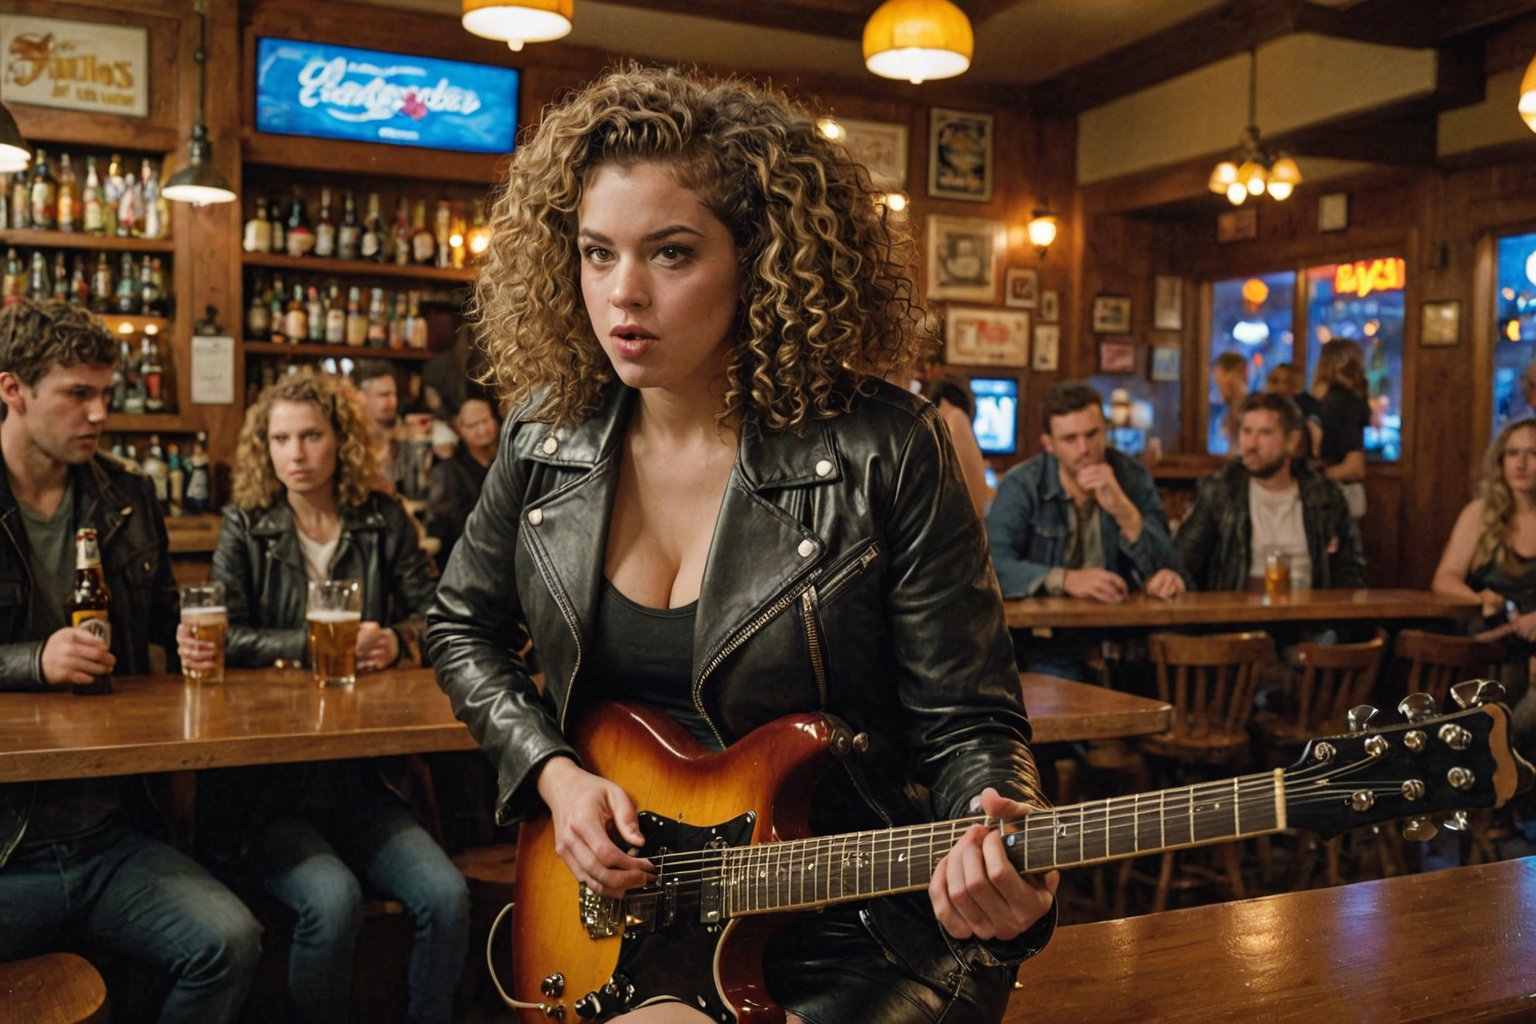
[710,771,1284,916]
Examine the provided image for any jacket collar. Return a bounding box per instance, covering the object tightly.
[246,494,388,574]
[0,452,134,546]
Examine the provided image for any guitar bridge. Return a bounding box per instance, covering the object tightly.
[578,883,622,939]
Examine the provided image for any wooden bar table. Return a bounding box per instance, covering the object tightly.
[1008,858,1536,1023]
[1021,673,1170,743]
[1005,588,1480,632]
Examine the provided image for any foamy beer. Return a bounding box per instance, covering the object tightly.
[180,582,228,684]
[307,578,362,687]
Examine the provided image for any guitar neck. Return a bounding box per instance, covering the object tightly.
[718,770,1285,917]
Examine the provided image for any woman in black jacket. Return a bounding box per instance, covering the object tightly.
[183,369,465,1024]
[428,65,1056,1024]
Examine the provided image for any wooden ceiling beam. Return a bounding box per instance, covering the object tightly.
[589,0,874,39]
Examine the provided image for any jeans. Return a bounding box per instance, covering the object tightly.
[0,817,262,1024]
[246,787,469,1024]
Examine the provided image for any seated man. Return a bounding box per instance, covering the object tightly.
[987,381,1183,604]
[1178,391,1365,592]
[0,300,260,1024]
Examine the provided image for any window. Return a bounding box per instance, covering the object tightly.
[1304,258,1405,462]
[1493,231,1536,435]
[1207,271,1295,454]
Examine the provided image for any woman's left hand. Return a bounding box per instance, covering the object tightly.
[354,621,400,673]
[929,787,1059,942]
[176,621,220,674]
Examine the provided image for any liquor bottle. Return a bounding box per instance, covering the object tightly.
[113,252,139,314]
[409,200,435,266]
[67,255,88,306]
[26,251,52,300]
[66,528,113,696]
[90,251,113,313]
[166,442,185,516]
[283,283,307,342]
[115,338,136,412]
[82,156,104,235]
[389,291,408,349]
[336,190,361,261]
[242,196,272,253]
[102,154,125,235]
[285,194,315,258]
[28,149,57,231]
[393,197,412,266]
[140,336,164,413]
[305,285,324,342]
[434,199,453,269]
[366,287,387,346]
[268,194,286,254]
[246,276,270,340]
[313,187,336,259]
[51,252,69,302]
[344,286,366,346]
[141,434,169,505]
[137,255,161,318]
[0,173,9,229]
[108,355,123,412]
[268,273,287,344]
[324,282,345,344]
[184,432,211,514]
[121,442,140,471]
[142,161,167,241]
[9,165,29,230]
[360,192,385,262]
[408,291,428,349]
[1,248,22,305]
[56,153,79,233]
[115,163,142,237]
[149,259,167,317]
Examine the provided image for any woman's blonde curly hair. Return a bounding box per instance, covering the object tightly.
[1473,417,1536,571]
[230,368,381,511]
[473,63,923,431]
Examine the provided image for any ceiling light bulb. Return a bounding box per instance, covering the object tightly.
[461,0,572,47]
[1026,212,1058,254]
[1208,160,1238,195]
[1226,181,1249,206]
[1238,161,1267,196]
[817,118,846,142]
[1521,53,1536,134]
[862,0,974,84]
[1266,180,1294,201]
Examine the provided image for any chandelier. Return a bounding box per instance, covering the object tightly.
[1208,50,1300,205]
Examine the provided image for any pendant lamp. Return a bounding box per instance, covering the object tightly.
[462,0,573,51]
[1207,49,1300,205]
[162,0,236,206]
[863,0,973,85]
[1520,52,1536,134]
[0,101,31,174]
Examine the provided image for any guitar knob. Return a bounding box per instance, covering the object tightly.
[1403,817,1438,841]
[1442,810,1470,832]
[574,992,611,1019]
[1451,679,1505,709]
[1397,693,1436,723]
[541,974,566,998]
[1347,705,1378,733]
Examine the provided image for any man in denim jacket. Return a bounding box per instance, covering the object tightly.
[986,382,1183,607]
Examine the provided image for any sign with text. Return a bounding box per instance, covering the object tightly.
[255,38,518,154]
[0,14,148,118]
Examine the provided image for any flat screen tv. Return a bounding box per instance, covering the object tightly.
[255,37,519,154]
[970,376,1019,456]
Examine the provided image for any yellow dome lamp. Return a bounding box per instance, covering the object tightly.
[462,0,572,51]
[863,0,974,85]
[1520,52,1536,133]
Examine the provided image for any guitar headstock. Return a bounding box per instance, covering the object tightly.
[1284,695,1533,840]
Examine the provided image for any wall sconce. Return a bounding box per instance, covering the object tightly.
[862,0,973,85]
[0,101,31,173]
[1521,52,1536,134]
[1026,209,1058,259]
[462,0,572,50]
[162,0,236,205]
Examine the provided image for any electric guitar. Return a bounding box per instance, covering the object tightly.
[506,686,1532,1023]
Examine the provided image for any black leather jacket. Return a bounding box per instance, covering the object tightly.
[0,453,179,866]
[213,492,437,667]
[428,380,1054,977]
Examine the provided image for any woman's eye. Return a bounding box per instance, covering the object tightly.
[656,244,691,262]
[582,246,611,263]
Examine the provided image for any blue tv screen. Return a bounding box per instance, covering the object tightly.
[255,37,518,154]
[971,377,1018,455]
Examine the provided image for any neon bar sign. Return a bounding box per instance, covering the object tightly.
[255,38,518,154]
[1334,257,1405,298]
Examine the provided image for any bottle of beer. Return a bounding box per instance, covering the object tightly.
[67,528,113,696]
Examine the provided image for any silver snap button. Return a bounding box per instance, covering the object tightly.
[797,539,815,558]
[527,508,544,526]
[541,436,559,455]
[814,459,832,477]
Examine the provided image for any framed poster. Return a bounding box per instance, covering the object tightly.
[1091,294,1133,334]
[1004,267,1038,309]
[0,14,149,117]
[928,108,993,202]
[1217,207,1258,243]
[1153,275,1184,331]
[944,307,1029,367]
[1099,340,1136,374]
[925,215,1002,302]
[1421,300,1461,346]
[838,117,908,190]
[1032,324,1060,372]
[1150,345,1182,382]
[1319,192,1350,233]
[1039,290,1060,324]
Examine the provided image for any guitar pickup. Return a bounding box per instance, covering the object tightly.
[698,876,723,923]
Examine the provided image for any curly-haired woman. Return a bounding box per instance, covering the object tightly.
[183,368,466,1024]
[428,65,1056,1024]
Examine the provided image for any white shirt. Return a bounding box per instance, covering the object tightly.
[1248,479,1311,587]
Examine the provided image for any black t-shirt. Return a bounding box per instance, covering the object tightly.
[1317,387,1369,466]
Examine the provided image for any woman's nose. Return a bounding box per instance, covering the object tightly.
[609,259,648,309]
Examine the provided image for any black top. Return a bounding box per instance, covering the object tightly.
[584,579,714,748]
[1317,387,1369,466]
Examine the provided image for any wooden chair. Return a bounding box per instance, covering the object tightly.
[0,952,109,1024]
[1391,629,1507,709]
[1117,631,1274,914]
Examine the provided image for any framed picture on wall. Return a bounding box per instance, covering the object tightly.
[1150,345,1182,382]
[1091,294,1133,334]
[1153,275,1183,330]
[944,307,1030,367]
[1099,340,1136,374]
[925,215,1003,301]
[1039,290,1060,323]
[837,117,909,190]
[1032,324,1060,372]
[1421,299,1461,346]
[928,108,994,202]
[1004,267,1039,308]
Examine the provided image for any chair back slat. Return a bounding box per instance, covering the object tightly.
[1391,629,1506,708]
[1294,628,1387,735]
[1149,631,1274,758]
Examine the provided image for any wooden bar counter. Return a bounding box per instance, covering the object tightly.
[1005,588,1480,632]
[1009,858,1536,1023]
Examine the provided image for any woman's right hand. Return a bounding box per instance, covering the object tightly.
[535,755,654,898]
[1479,589,1506,619]
[176,621,219,675]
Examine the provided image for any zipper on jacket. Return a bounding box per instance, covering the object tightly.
[799,543,879,712]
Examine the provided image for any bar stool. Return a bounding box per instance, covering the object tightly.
[0,952,109,1024]
[1116,630,1273,914]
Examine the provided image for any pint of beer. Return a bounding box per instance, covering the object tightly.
[308,579,362,687]
[1264,550,1292,603]
[180,582,228,685]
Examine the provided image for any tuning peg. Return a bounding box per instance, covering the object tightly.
[1347,705,1379,733]
[1402,817,1439,842]
[1451,679,1505,709]
[1398,693,1437,723]
[1442,810,1470,832]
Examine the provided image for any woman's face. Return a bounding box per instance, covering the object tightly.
[577,161,741,399]
[267,399,339,499]
[1503,426,1536,493]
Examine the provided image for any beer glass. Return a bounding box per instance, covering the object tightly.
[307,579,362,688]
[1264,550,1292,603]
[180,582,228,685]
